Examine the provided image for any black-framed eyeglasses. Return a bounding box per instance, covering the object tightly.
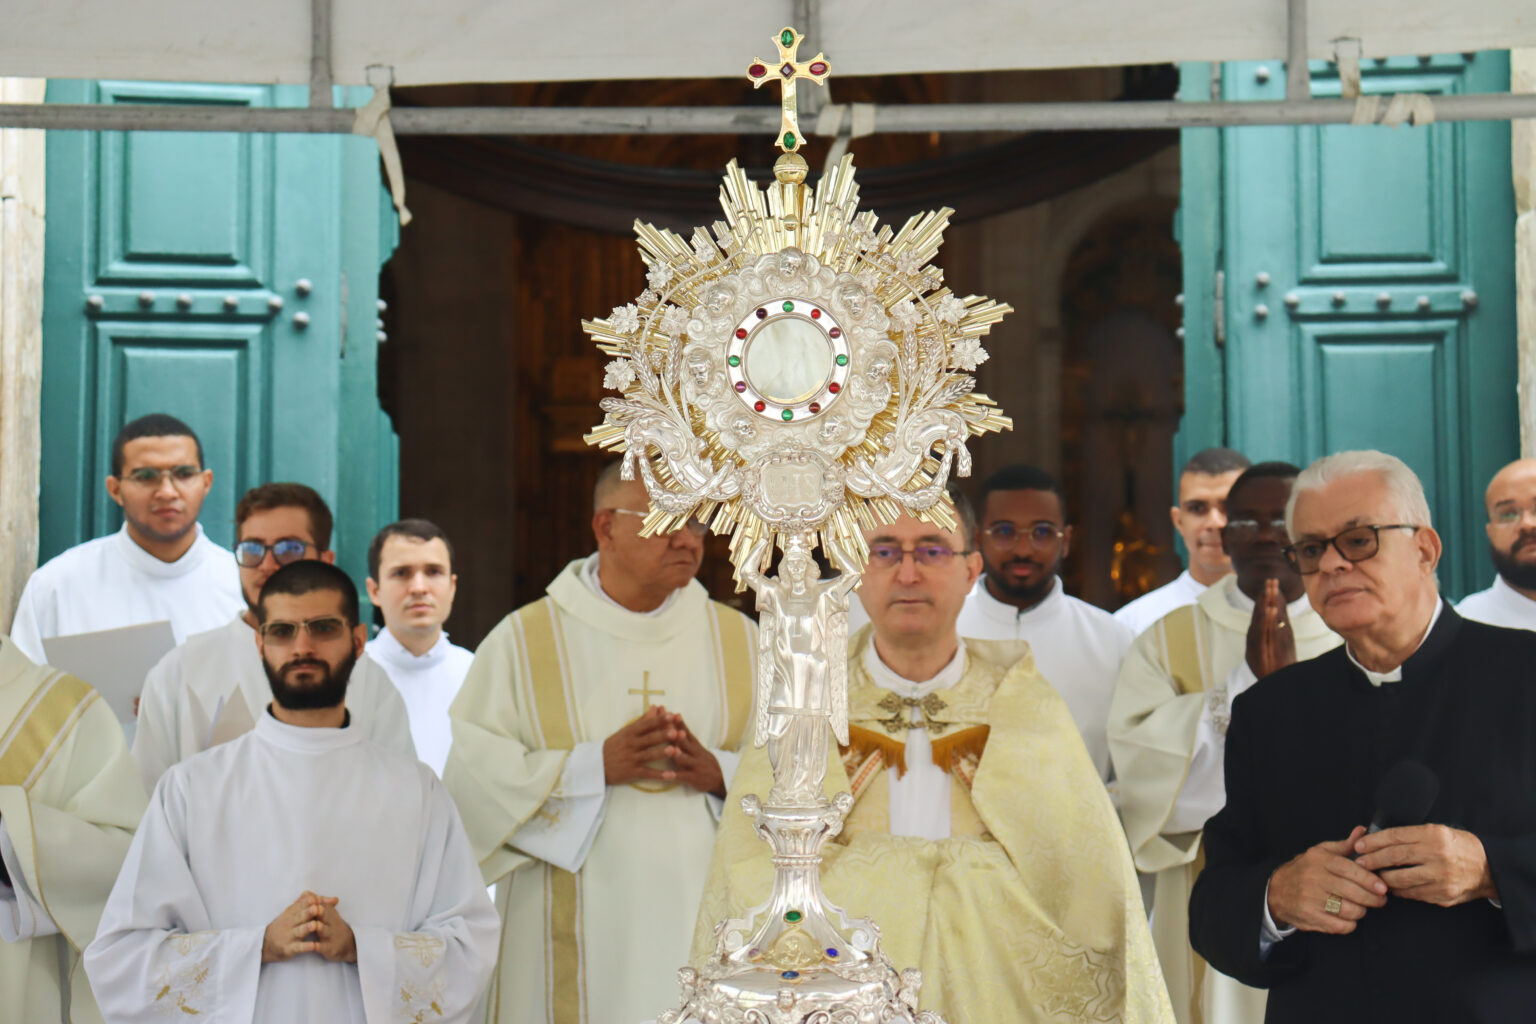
[1222,517,1289,539]
[1283,524,1419,575]
[122,465,203,488]
[980,521,1064,550]
[866,543,973,569]
[607,508,708,536]
[235,538,313,568]
[258,616,350,643]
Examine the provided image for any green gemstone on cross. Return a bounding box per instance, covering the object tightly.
[784,132,798,149]
[785,909,803,922]
[782,300,794,312]
[836,354,848,365]
[728,355,741,367]
[781,29,795,47]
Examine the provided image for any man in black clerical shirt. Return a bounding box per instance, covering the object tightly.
[1189,449,1536,1022]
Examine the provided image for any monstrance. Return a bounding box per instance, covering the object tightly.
[583,27,1012,1023]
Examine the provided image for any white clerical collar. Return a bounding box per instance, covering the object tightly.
[1345,599,1445,686]
[371,626,449,667]
[112,522,210,579]
[972,574,1063,624]
[863,637,967,699]
[579,552,681,618]
[1222,577,1314,620]
[254,705,362,752]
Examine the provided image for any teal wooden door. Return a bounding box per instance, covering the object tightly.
[1177,54,1518,598]
[41,80,399,594]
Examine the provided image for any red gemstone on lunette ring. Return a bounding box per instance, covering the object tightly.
[754,400,767,412]
[808,402,821,413]
[827,382,841,393]
[810,308,821,319]
[829,328,841,338]
[735,328,748,339]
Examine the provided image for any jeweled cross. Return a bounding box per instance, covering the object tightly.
[746,26,831,154]
[628,672,665,710]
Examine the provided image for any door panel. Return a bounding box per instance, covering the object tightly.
[1179,52,1516,598]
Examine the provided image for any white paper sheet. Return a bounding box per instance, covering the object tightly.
[42,620,176,725]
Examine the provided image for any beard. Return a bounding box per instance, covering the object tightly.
[1491,534,1536,591]
[264,648,357,711]
[982,553,1061,609]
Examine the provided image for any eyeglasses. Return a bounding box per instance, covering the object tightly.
[866,543,972,569]
[980,521,1064,550]
[1490,501,1536,527]
[235,538,313,568]
[1222,517,1289,539]
[258,616,350,643]
[607,508,709,536]
[1283,524,1419,575]
[121,465,203,488]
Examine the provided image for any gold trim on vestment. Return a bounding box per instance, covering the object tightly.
[0,671,96,789]
[549,865,585,1024]
[713,603,753,750]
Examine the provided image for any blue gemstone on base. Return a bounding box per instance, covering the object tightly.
[826,948,839,957]
[782,970,800,980]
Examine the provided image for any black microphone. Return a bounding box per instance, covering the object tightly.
[1368,760,1440,833]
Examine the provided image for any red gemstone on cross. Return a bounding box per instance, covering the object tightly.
[780,63,795,78]
[749,64,767,78]
[809,62,828,76]
[735,328,748,339]
[829,328,841,338]
[754,400,767,412]
[828,382,841,394]
[810,308,821,319]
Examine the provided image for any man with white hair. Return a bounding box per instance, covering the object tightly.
[1190,450,1536,1022]
[1458,458,1536,630]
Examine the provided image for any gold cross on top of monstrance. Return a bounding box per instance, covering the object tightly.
[746,26,831,154]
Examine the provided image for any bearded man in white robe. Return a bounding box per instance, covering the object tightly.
[133,482,413,793]
[444,463,755,1024]
[0,638,146,1024]
[1458,458,1536,630]
[1109,463,1341,1024]
[87,561,497,1023]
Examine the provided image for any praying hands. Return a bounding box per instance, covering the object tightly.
[261,890,357,964]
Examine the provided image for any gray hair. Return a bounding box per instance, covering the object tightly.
[1285,450,1433,535]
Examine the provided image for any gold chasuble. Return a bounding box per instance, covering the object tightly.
[0,637,146,1024]
[1109,577,1339,1024]
[444,557,755,1024]
[693,630,1173,1024]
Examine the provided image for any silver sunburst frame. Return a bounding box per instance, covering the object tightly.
[583,26,1012,1024]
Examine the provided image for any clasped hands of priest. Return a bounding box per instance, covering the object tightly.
[603,703,725,797]
[261,890,357,964]
[1266,820,1498,934]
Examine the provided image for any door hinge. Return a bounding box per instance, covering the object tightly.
[1213,269,1226,347]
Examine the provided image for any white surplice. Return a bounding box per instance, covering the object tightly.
[365,630,473,777]
[132,615,416,793]
[8,524,245,664]
[1457,575,1536,631]
[1112,570,1210,638]
[954,576,1133,780]
[86,710,499,1024]
[0,638,147,1024]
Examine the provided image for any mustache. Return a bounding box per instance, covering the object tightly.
[280,657,328,673]
[1001,558,1043,570]
[1512,532,1536,553]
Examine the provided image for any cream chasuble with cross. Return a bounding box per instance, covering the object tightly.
[444,556,755,1024]
[0,638,147,1024]
[1107,575,1339,1024]
[693,629,1173,1024]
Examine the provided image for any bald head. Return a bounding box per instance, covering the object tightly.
[1486,459,1536,513]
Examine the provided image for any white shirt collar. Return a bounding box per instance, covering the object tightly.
[369,626,449,667]
[862,637,967,700]
[112,522,211,579]
[579,552,681,618]
[254,705,362,753]
[1345,599,1445,686]
[1492,575,1536,611]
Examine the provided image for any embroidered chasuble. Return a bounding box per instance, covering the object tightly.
[0,637,147,1024]
[443,556,755,1024]
[693,629,1174,1024]
[133,614,416,793]
[86,712,499,1023]
[1108,576,1339,1024]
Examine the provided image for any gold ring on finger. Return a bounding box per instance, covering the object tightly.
[1324,893,1344,915]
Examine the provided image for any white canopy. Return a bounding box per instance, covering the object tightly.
[2,0,1534,88]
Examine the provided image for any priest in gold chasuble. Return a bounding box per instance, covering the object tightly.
[444,466,755,1024]
[0,638,147,1024]
[693,502,1173,1024]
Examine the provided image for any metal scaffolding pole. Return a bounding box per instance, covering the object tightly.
[4,91,1536,135]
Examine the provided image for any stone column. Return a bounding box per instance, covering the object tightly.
[1515,53,1536,458]
[0,79,46,630]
